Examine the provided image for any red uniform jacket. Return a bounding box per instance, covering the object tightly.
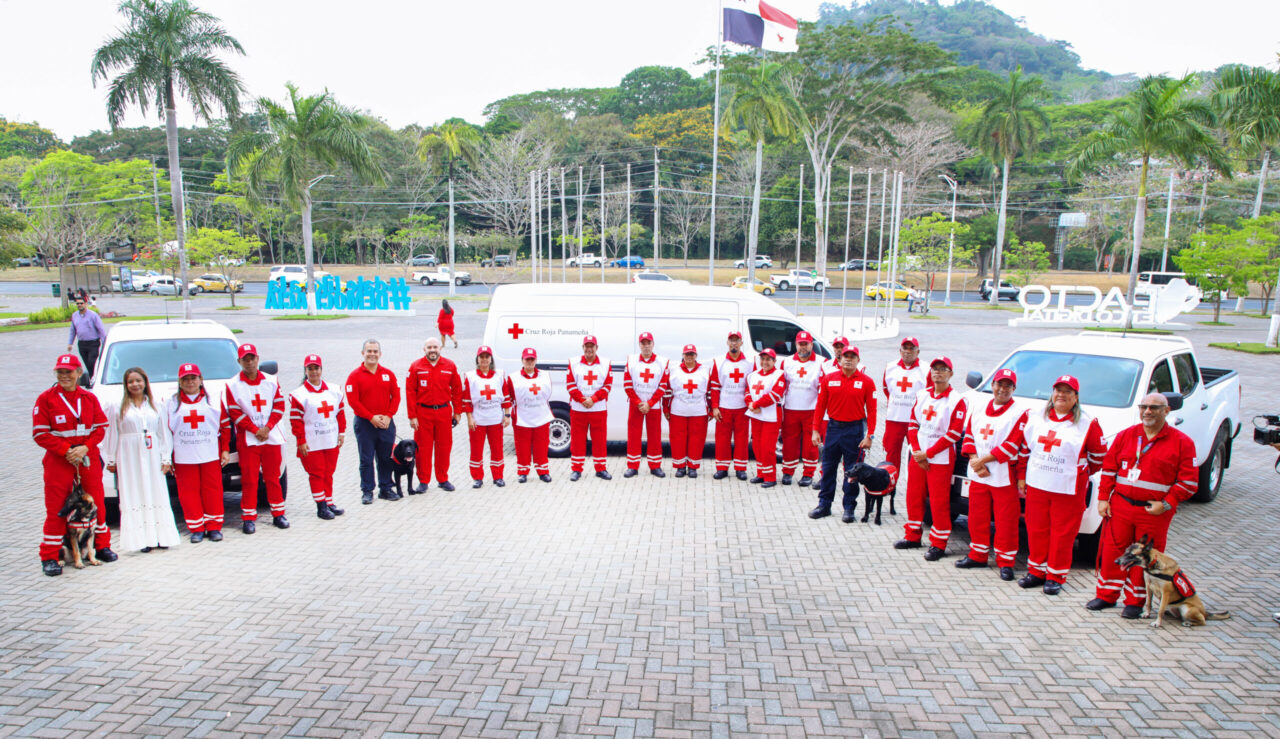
[1098,423,1198,512]
[33,385,108,457]
[406,355,463,414]
[814,369,878,430]
[345,363,400,420]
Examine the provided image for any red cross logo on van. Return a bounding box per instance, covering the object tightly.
[508,323,525,339]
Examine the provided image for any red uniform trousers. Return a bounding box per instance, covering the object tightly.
[714,407,749,472]
[300,448,339,504]
[570,410,608,472]
[780,408,818,477]
[626,405,663,470]
[1095,501,1174,605]
[469,424,505,481]
[883,420,909,470]
[1025,484,1087,584]
[966,481,1020,566]
[514,424,550,476]
[413,406,454,484]
[750,418,780,482]
[238,442,284,521]
[903,456,954,548]
[40,453,110,561]
[669,414,709,470]
[173,460,224,533]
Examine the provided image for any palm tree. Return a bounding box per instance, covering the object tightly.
[971,67,1049,305]
[91,0,245,318]
[1069,74,1232,304]
[228,84,383,314]
[417,120,482,181]
[722,61,800,284]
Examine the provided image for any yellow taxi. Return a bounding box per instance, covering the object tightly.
[191,273,244,293]
[864,280,915,300]
[731,276,775,296]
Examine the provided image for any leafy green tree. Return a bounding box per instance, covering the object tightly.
[1069,74,1232,305]
[1174,223,1268,321]
[416,120,482,181]
[1248,214,1280,315]
[71,122,229,170]
[91,0,246,316]
[228,83,382,314]
[972,66,1050,303]
[185,226,258,306]
[600,66,712,122]
[1004,238,1051,286]
[1213,65,1280,219]
[0,118,64,159]
[898,213,973,310]
[0,206,30,266]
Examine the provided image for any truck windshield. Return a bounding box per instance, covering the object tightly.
[99,338,240,385]
[980,350,1143,408]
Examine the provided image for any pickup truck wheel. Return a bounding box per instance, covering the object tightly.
[455,277,464,285]
[779,281,790,291]
[762,287,773,296]
[1192,428,1227,503]
[548,406,572,458]
[420,277,431,286]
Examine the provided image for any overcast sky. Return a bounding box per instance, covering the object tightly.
[2,0,1277,141]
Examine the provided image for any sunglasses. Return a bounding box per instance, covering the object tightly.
[1137,405,1168,411]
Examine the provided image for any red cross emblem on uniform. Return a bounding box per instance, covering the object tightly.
[796,365,807,377]
[729,367,745,383]
[317,401,334,418]
[895,376,913,393]
[183,409,204,429]
[480,384,496,401]
[640,367,654,383]
[752,380,765,394]
[683,379,699,394]
[583,370,598,385]
[529,384,540,396]
[508,323,524,339]
[251,394,267,412]
[922,406,937,421]
[978,424,994,441]
[1037,429,1063,453]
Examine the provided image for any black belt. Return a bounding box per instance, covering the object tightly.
[418,403,449,410]
[78,338,101,345]
[1113,491,1153,507]
[828,419,865,428]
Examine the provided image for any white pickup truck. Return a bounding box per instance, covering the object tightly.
[567,252,603,268]
[954,332,1242,557]
[412,265,471,286]
[770,269,827,292]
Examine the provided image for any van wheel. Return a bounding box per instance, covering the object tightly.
[1193,427,1227,503]
[548,407,572,458]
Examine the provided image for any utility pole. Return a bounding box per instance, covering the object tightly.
[1161,170,1175,272]
[448,179,456,297]
[529,171,536,284]
[940,174,958,305]
[577,166,584,284]
[794,163,804,317]
[626,164,633,284]
[600,164,607,283]
[653,147,661,269]
[560,168,567,283]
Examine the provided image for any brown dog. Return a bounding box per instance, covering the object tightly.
[57,484,99,570]
[1115,535,1229,628]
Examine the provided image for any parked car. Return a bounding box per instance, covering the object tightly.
[192,273,244,293]
[567,252,603,267]
[131,270,162,291]
[731,276,775,295]
[769,269,827,291]
[631,270,687,284]
[413,265,471,286]
[835,259,878,271]
[979,278,1020,301]
[864,280,918,301]
[408,253,438,267]
[733,255,773,269]
[148,276,188,295]
[610,255,645,268]
[480,254,514,268]
[13,256,39,267]
[269,264,334,289]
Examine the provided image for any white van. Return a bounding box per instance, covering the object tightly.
[482,283,835,456]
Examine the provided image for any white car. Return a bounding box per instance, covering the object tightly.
[269,264,333,288]
[631,271,688,285]
[412,265,471,286]
[131,270,162,291]
[147,276,188,295]
[769,269,827,291]
[734,255,773,269]
[567,253,603,267]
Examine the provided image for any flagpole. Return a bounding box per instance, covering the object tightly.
[560,168,567,283]
[708,0,724,287]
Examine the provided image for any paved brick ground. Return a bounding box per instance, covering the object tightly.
[1,292,1278,737]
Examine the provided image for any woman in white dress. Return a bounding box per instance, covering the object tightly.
[104,367,180,552]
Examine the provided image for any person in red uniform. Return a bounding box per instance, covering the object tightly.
[225,344,289,533]
[289,355,347,520]
[1006,375,1107,595]
[895,356,968,560]
[566,335,613,481]
[807,344,877,522]
[745,349,787,487]
[406,337,463,493]
[33,354,116,576]
[664,344,716,477]
[1088,392,1198,618]
[957,368,1023,580]
[882,337,928,474]
[437,299,458,348]
[623,332,669,478]
[712,331,753,480]
[345,339,401,504]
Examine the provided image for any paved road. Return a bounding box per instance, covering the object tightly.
[1,296,1278,736]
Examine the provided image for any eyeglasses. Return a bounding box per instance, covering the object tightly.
[1137,405,1167,411]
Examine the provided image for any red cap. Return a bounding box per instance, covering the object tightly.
[582,335,598,346]
[841,345,860,357]
[758,348,777,359]
[727,330,743,339]
[900,336,919,348]
[237,343,258,359]
[178,363,201,378]
[303,354,322,368]
[54,354,81,371]
[1053,374,1080,392]
[831,336,848,347]
[521,348,537,360]
[930,356,953,371]
[638,331,654,343]
[476,345,494,357]
[992,368,1017,387]
[682,344,697,355]
[795,331,814,343]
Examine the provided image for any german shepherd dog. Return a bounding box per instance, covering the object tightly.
[847,461,899,525]
[390,439,418,496]
[58,484,99,569]
[1116,535,1230,628]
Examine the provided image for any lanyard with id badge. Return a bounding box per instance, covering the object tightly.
[1127,437,1158,483]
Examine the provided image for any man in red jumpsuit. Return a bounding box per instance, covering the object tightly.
[1088,392,1198,619]
[33,354,116,575]
[406,337,463,493]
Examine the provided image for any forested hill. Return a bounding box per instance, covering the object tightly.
[817,0,1134,100]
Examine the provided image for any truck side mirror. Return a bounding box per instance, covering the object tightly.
[1162,392,1183,411]
[965,370,983,389]
[261,360,279,376]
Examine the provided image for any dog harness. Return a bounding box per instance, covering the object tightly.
[1148,568,1196,604]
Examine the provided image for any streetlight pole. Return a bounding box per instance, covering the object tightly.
[940,174,957,306]
[302,173,333,316]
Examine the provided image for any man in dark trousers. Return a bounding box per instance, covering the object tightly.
[66,295,107,380]
[406,337,463,493]
[345,339,401,504]
[808,344,878,522]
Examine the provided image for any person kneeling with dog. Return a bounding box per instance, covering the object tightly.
[1088,392,1198,619]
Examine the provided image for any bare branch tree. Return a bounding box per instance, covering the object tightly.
[459,128,555,239]
[664,175,710,267]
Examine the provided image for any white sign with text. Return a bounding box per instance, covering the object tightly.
[1012,278,1200,326]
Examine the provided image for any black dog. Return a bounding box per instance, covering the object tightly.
[847,461,898,525]
[390,439,417,496]
[58,484,99,569]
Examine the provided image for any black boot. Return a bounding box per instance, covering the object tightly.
[272,515,290,530]
[207,530,224,541]
[317,502,335,520]
[243,520,256,535]
[1018,574,1046,589]
[798,476,813,488]
[955,557,988,569]
[650,468,665,478]
[493,479,505,488]
[781,474,793,485]
[539,473,552,483]
[686,469,696,479]
[42,559,62,577]
[190,531,206,543]
[96,548,118,563]
[472,480,484,489]
[712,470,728,480]
[674,468,687,478]
[624,468,638,478]
[923,547,946,562]
[570,470,582,482]
[327,504,344,517]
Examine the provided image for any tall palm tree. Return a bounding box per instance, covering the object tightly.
[417,120,483,181]
[722,61,800,284]
[1069,74,1232,304]
[91,0,245,317]
[228,84,383,314]
[971,67,1049,305]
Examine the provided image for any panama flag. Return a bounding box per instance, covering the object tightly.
[723,0,799,53]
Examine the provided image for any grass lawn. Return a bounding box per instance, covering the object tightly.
[1083,326,1174,335]
[0,312,24,319]
[270,314,349,321]
[217,305,251,311]
[910,314,940,320]
[1198,321,1233,326]
[1228,312,1273,320]
[1208,342,1280,354]
[0,315,166,334]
